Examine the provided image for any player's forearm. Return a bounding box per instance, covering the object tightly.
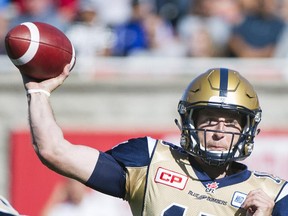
[27,92,100,181]
[27,93,65,165]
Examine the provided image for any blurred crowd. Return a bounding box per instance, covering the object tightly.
[1,0,288,58]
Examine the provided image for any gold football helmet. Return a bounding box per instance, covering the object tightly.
[177,68,262,166]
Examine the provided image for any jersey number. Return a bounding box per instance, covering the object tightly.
[162,204,213,216]
[162,204,186,216]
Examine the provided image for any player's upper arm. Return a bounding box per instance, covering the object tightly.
[41,139,100,183]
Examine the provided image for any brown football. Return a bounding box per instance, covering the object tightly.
[5,22,76,80]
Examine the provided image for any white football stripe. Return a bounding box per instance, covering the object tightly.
[69,43,76,71]
[11,22,40,66]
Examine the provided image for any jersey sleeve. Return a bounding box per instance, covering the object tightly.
[106,137,153,167]
[273,182,288,215]
[85,137,156,199]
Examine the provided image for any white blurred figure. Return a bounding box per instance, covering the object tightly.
[41,179,132,216]
[177,0,233,57]
[65,1,115,57]
[142,12,185,57]
[177,14,215,57]
[81,0,132,26]
[273,0,288,58]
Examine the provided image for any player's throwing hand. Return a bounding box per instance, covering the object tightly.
[22,64,70,96]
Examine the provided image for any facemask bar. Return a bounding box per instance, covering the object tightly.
[187,128,247,166]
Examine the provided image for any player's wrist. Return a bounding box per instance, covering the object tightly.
[27,89,51,97]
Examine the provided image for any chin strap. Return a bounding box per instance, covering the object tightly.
[174,119,182,131]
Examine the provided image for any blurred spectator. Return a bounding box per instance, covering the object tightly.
[273,26,288,57]
[111,0,150,56]
[228,0,285,57]
[9,0,70,31]
[179,24,215,57]
[65,1,114,57]
[277,0,288,21]
[0,0,13,54]
[142,12,184,56]
[177,0,231,57]
[56,0,79,24]
[238,0,260,15]
[207,0,244,26]
[273,0,288,58]
[81,0,131,26]
[41,179,132,216]
[2,0,287,58]
[154,0,192,28]
[0,15,8,54]
[0,0,10,9]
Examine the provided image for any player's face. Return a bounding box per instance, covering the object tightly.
[195,109,244,151]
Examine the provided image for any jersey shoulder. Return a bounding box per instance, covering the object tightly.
[273,181,288,215]
[250,171,288,204]
[251,171,285,185]
[106,136,157,167]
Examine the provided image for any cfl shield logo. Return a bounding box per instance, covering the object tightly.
[155,167,188,190]
[205,182,219,193]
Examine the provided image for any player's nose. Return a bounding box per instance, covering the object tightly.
[212,121,225,140]
[214,119,226,131]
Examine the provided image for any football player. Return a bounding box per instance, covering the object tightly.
[0,195,20,215]
[22,66,288,215]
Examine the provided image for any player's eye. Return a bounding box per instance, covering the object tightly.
[202,117,218,126]
[224,119,239,127]
[199,118,241,129]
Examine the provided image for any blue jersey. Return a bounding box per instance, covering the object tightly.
[86,137,288,216]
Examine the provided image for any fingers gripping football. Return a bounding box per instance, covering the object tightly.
[23,64,71,94]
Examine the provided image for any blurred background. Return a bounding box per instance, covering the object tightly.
[1,0,288,215]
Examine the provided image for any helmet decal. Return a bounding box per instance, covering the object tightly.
[208,95,236,104]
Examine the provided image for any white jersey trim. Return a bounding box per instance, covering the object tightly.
[0,195,19,215]
[276,182,288,202]
[147,137,157,158]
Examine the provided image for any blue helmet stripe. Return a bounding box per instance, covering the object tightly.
[219,68,228,97]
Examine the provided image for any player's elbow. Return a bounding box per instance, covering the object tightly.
[35,140,67,169]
